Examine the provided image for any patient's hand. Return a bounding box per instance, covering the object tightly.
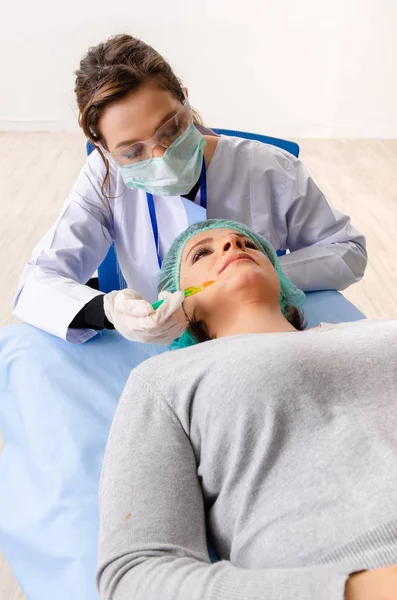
[345,565,397,600]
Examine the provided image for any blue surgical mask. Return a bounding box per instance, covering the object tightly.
[118,124,207,196]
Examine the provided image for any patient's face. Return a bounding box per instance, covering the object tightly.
[179,228,281,320]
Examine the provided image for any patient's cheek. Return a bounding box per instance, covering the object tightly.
[180,265,207,290]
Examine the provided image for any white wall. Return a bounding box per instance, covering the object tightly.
[0,0,396,138]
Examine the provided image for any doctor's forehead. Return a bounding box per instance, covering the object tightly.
[98,81,180,150]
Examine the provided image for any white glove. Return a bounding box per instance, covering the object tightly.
[103,289,186,345]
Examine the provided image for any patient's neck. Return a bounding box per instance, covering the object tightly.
[211,301,297,338]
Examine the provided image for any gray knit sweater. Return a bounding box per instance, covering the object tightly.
[97,319,397,600]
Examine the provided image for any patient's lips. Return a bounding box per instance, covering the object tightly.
[218,252,256,275]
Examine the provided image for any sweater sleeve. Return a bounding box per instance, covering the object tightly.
[97,371,351,600]
[69,295,114,330]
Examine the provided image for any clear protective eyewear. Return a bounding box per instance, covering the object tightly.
[102,98,193,167]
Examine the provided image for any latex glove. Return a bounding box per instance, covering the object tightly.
[103,289,186,345]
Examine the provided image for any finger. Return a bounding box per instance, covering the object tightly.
[157,290,173,301]
[143,319,186,342]
[114,295,153,317]
[154,291,185,322]
[118,289,145,301]
[158,290,184,302]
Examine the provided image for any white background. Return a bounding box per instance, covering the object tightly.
[0,0,396,138]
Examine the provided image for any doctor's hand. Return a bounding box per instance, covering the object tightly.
[103,289,186,345]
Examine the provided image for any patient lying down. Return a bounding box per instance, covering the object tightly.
[97,219,397,600]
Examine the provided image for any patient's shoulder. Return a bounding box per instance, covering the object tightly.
[133,341,210,383]
[122,342,217,420]
[130,338,234,402]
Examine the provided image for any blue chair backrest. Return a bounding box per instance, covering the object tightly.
[211,129,299,158]
[86,131,300,292]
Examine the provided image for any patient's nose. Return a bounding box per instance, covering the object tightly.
[222,235,244,253]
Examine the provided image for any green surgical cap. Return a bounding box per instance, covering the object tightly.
[157,219,305,349]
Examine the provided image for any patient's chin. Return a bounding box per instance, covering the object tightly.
[220,266,280,302]
[223,265,267,288]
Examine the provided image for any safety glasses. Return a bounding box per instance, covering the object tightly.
[100,99,193,166]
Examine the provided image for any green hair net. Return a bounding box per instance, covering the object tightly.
[157,219,305,349]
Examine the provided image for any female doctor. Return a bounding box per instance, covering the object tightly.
[13,34,367,345]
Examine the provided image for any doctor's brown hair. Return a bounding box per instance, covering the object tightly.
[75,34,202,200]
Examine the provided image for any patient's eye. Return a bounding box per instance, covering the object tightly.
[244,239,258,250]
[192,247,212,263]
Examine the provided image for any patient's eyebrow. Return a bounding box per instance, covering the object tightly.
[185,237,214,262]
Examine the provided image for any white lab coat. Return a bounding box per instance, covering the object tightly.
[13,135,367,343]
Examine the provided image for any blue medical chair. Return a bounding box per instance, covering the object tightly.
[86,129,298,293]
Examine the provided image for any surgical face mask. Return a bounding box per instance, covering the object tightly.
[118,124,207,196]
